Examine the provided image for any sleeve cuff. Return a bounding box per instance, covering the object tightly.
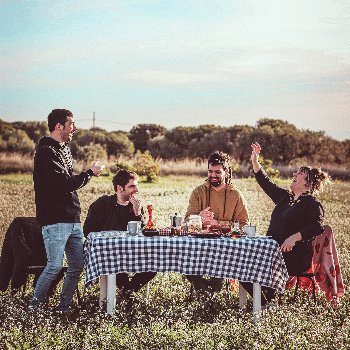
[86,169,95,177]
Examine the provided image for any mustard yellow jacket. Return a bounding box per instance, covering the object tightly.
[184,181,249,228]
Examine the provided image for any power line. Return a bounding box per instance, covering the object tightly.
[75,118,134,126]
[99,119,134,126]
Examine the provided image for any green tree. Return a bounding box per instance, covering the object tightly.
[13,121,48,144]
[191,124,224,141]
[0,129,35,154]
[75,130,107,147]
[70,130,107,158]
[343,139,350,163]
[227,125,255,162]
[106,132,134,158]
[148,136,183,159]
[187,130,233,159]
[75,143,107,163]
[129,124,166,153]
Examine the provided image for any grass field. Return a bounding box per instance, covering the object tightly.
[0,174,349,349]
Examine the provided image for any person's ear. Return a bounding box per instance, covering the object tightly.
[116,185,123,193]
[55,123,63,131]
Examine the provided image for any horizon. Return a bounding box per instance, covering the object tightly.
[1,0,349,141]
[2,115,348,142]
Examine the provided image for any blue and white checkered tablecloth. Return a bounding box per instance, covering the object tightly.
[84,231,289,293]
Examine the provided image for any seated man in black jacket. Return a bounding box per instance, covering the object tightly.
[83,169,156,300]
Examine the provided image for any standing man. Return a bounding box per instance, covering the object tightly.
[184,151,249,295]
[30,109,104,313]
[83,169,157,300]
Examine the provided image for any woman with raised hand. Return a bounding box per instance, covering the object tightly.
[241,142,332,307]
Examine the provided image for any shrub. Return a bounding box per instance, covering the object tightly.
[232,163,244,178]
[75,143,107,164]
[134,152,160,182]
[114,161,136,173]
[248,156,280,178]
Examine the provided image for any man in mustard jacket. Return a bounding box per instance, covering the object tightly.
[184,151,249,296]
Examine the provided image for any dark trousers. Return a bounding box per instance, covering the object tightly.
[186,275,224,293]
[239,282,276,306]
[115,272,157,293]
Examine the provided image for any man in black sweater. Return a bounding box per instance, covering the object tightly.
[29,109,104,313]
[83,169,157,300]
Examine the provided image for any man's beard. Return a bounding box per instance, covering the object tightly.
[121,193,132,202]
[209,177,222,187]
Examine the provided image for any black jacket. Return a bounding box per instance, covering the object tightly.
[255,168,324,275]
[33,136,94,227]
[0,217,46,291]
[83,194,145,238]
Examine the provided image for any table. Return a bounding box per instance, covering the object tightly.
[84,231,289,318]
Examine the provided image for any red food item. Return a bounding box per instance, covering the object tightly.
[220,225,231,234]
[144,205,157,230]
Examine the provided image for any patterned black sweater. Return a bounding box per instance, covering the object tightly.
[33,136,94,226]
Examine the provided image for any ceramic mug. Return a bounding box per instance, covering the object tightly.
[243,225,256,236]
[128,221,141,236]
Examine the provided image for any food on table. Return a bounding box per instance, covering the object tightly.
[206,224,231,234]
[144,205,157,230]
[143,205,159,236]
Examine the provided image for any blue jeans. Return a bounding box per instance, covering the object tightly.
[30,223,84,311]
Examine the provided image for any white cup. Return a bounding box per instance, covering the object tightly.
[243,225,256,236]
[128,221,141,236]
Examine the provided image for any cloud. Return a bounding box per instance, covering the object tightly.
[126,70,227,85]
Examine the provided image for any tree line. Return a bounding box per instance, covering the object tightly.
[1,118,349,165]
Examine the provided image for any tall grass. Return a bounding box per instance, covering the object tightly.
[2,152,349,181]
[0,153,34,174]
[0,174,349,349]
[276,163,350,182]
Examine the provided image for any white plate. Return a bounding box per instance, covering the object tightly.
[244,235,272,239]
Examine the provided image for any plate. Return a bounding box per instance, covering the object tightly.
[226,233,243,238]
[142,229,159,237]
[207,225,231,234]
[244,234,272,239]
[191,233,222,239]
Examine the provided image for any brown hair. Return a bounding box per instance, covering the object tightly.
[47,109,73,132]
[112,169,138,191]
[208,151,232,184]
[299,166,332,195]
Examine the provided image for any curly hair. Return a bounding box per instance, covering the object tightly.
[208,151,232,184]
[299,166,332,195]
[112,169,138,191]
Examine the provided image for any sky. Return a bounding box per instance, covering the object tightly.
[1,0,350,141]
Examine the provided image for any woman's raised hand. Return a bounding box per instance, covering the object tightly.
[251,142,261,173]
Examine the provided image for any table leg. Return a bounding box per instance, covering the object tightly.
[252,283,261,324]
[146,281,150,300]
[106,274,116,314]
[239,283,247,309]
[99,275,107,307]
